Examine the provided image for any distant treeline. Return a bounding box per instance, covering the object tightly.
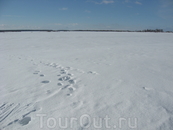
[141,29,163,32]
[0,29,172,33]
[0,30,52,32]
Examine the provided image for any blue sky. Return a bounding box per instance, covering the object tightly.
[0,0,173,30]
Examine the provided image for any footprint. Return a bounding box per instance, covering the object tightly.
[60,71,67,74]
[41,80,50,84]
[88,71,98,74]
[46,90,51,94]
[58,76,71,81]
[33,71,40,74]
[68,73,73,76]
[52,63,58,68]
[57,83,63,86]
[80,121,90,129]
[68,87,76,92]
[69,79,76,84]
[65,67,71,70]
[62,85,70,90]
[19,117,31,126]
[67,93,72,96]
[70,101,83,108]
[60,69,67,74]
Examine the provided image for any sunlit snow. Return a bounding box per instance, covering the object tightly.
[0,32,173,130]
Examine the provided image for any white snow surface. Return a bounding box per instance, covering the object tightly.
[0,32,173,130]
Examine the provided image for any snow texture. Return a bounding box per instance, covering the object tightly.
[0,32,173,130]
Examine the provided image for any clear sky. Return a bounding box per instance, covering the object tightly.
[0,0,173,31]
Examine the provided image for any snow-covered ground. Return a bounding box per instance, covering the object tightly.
[0,32,173,130]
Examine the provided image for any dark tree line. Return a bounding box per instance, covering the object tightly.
[142,29,163,32]
[0,29,172,33]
